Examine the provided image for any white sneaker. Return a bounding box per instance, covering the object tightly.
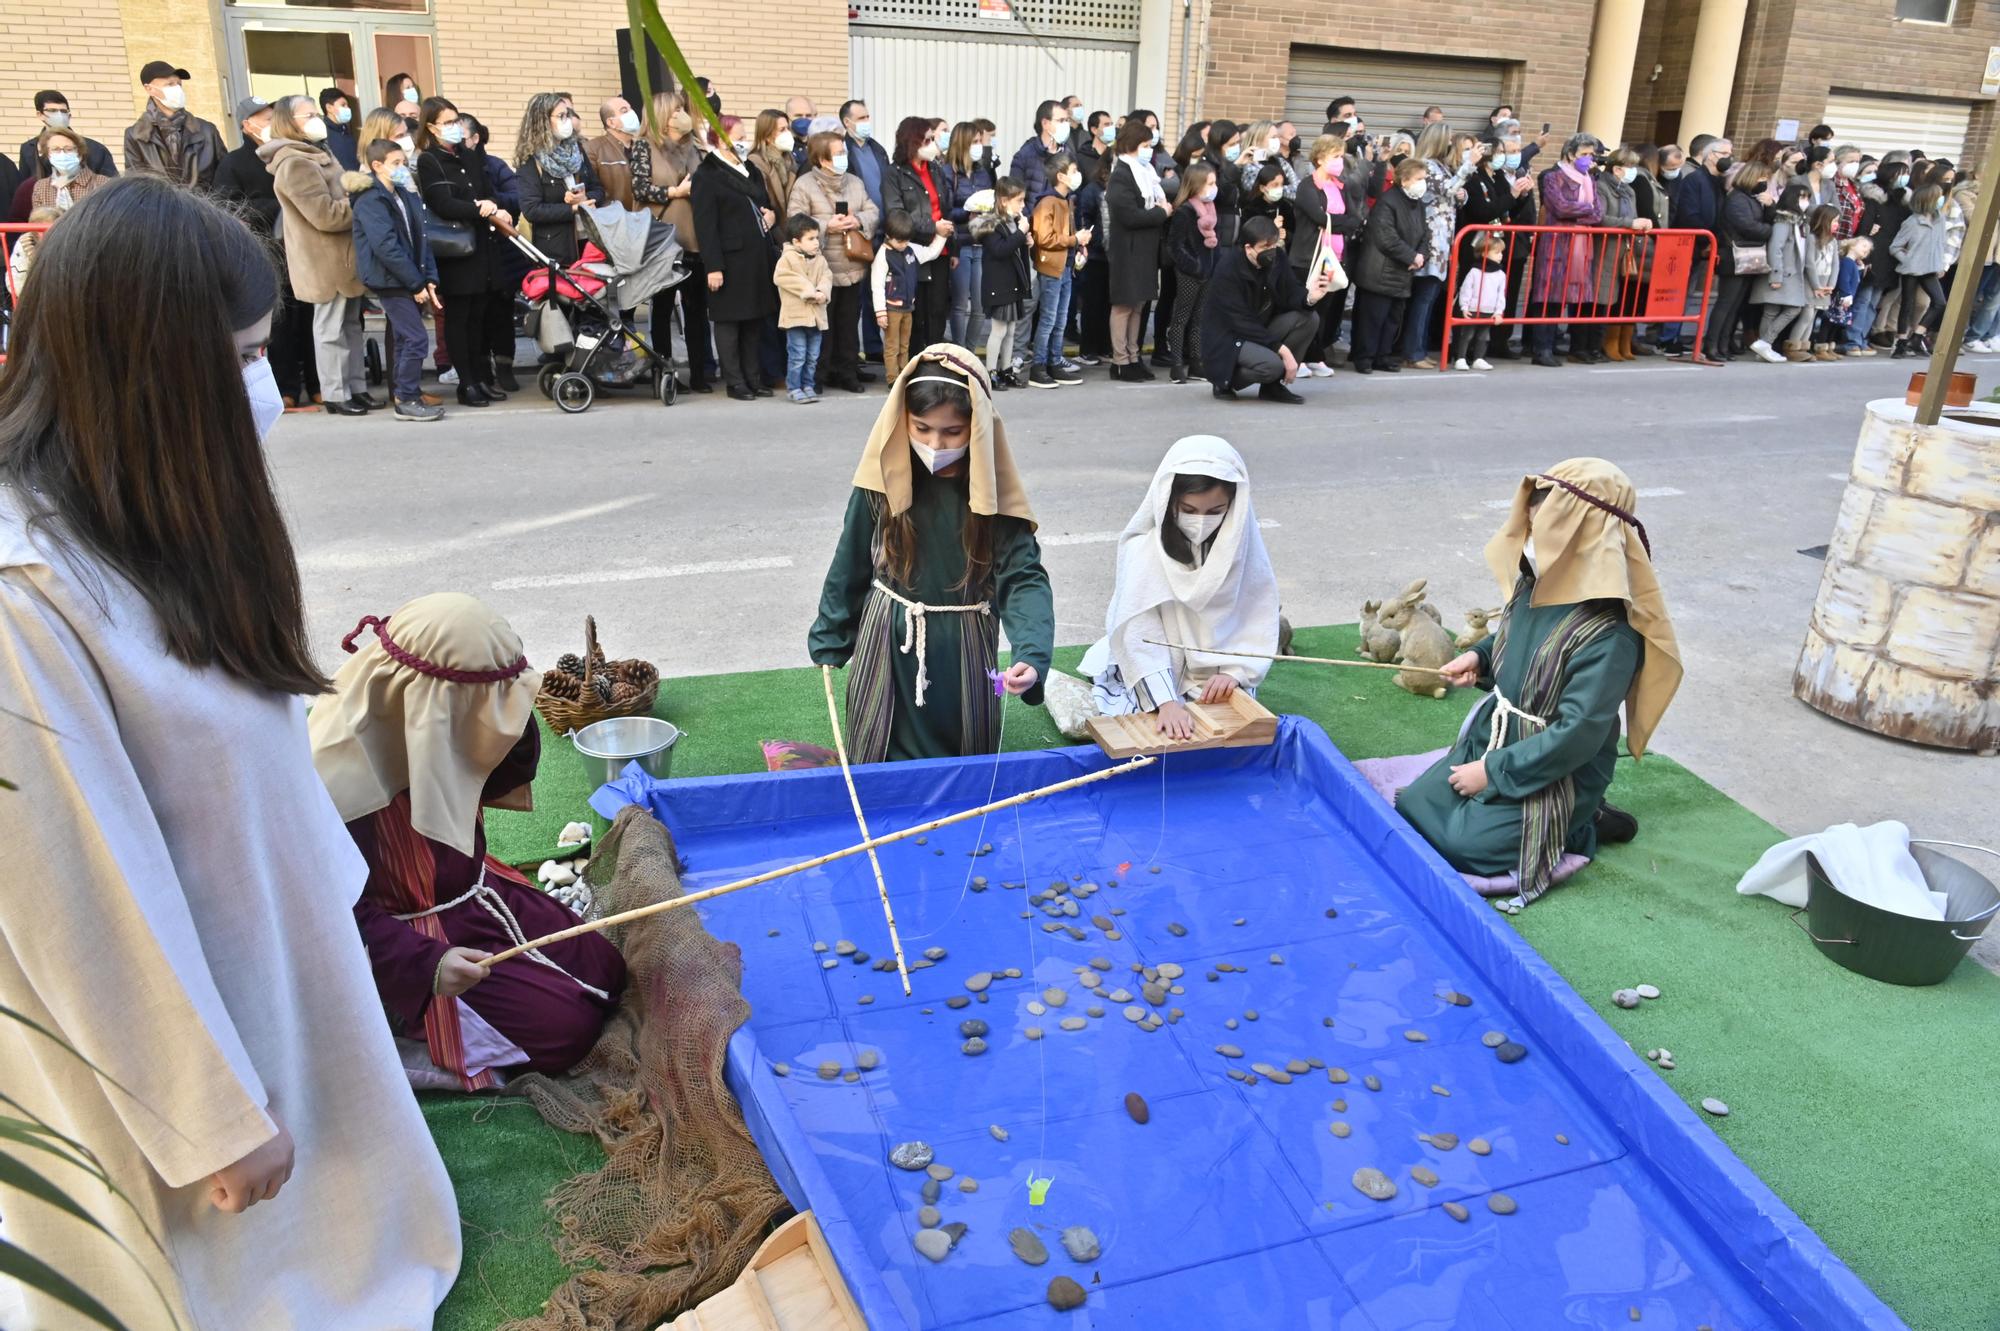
[1304,361,1334,377]
[1454,358,1471,371]
[438,367,460,385]
[1969,339,1993,353]
[1750,339,1785,364]
[1472,357,1494,371]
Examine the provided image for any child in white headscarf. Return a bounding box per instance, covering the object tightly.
[1080,435,1281,739]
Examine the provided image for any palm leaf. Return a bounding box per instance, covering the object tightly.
[0,1112,110,1185]
[0,1152,122,1238]
[0,1239,132,1331]
[626,0,726,141]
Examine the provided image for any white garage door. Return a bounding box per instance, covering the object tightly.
[850,31,1135,154]
[1823,92,1969,161]
[1285,47,1507,138]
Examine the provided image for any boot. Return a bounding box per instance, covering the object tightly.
[1610,326,1634,361]
[1814,342,1840,362]
[1783,342,1812,363]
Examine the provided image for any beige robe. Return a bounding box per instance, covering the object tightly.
[0,496,461,1330]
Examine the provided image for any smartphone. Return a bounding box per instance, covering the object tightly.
[1542,122,1552,135]
[835,201,849,215]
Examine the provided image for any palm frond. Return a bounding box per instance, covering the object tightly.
[627,0,727,141]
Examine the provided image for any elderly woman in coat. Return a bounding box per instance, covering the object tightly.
[788,129,878,393]
[1591,149,1654,361]
[27,126,105,213]
[1527,133,1606,367]
[261,94,373,414]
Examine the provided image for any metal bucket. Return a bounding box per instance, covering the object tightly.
[1791,840,2000,986]
[571,716,681,789]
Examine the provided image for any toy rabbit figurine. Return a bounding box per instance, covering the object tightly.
[1375,580,1457,698]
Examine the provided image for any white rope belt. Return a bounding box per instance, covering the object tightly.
[396,864,611,1001]
[1482,688,1549,757]
[871,578,990,708]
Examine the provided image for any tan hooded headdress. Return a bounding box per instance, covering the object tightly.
[309,593,542,857]
[850,342,1037,528]
[1482,458,1682,758]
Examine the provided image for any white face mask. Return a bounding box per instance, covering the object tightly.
[554,115,576,140]
[302,116,328,142]
[1402,181,1426,200]
[617,109,641,134]
[160,84,187,112]
[1614,166,1635,183]
[1175,510,1225,546]
[242,356,285,442]
[1840,160,1860,179]
[1201,185,1218,202]
[396,134,416,154]
[1522,537,1538,571]
[911,441,967,473]
[776,130,795,152]
[919,140,939,161]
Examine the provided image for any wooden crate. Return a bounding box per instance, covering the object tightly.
[661,1212,865,1331]
[1084,688,1279,758]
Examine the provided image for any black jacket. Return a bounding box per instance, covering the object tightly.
[1166,202,1217,280]
[1288,168,1365,272]
[1718,184,1775,274]
[1861,188,1911,290]
[885,159,951,247]
[211,140,281,236]
[690,155,777,322]
[419,144,511,294]
[352,178,438,294]
[322,124,360,172]
[1201,148,1242,243]
[974,211,1034,312]
[1105,159,1168,305]
[122,106,223,190]
[1353,187,1430,298]
[18,134,117,181]
[1198,246,1309,389]
[519,153,606,267]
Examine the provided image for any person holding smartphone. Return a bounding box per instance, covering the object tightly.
[787,129,878,392]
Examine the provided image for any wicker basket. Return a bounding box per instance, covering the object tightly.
[534,615,661,734]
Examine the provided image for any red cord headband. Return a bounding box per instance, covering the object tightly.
[341,615,531,685]
[1536,473,1653,558]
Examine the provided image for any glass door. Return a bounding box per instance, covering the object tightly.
[225,7,438,140]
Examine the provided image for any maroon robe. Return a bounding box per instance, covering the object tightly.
[347,731,624,1089]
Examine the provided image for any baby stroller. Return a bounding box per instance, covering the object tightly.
[513,203,687,413]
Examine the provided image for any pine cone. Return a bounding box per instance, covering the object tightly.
[541,672,581,700]
[592,675,616,705]
[556,653,586,678]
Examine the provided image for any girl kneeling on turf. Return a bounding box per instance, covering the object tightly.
[809,344,1054,761]
[1080,435,1280,740]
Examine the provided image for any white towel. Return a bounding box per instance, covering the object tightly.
[1736,821,1947,920]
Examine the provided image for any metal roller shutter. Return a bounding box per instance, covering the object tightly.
[1823,92,1969,161]
[849,31,1135,155]
[1284,47,1506,137]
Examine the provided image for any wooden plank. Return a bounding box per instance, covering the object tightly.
[1084,689,1279,759]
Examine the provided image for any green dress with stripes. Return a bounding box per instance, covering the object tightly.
[809,467,1054,763]
[1396,577,1643,882]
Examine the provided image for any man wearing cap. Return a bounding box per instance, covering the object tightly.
[18,90,119,181]
[123,59,225,189]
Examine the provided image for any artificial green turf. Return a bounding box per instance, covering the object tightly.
[432,625,1999,1331]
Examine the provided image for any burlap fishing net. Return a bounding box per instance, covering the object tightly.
[500,806,790,1331]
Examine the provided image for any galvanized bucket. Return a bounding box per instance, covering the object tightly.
[571,716,681,789]
[1792,841,2000,986]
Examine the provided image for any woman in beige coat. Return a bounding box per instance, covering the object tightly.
[261,94,373,415]
[787,130,877,393]
[630,90,714,392]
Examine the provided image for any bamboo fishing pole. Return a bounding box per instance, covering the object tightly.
[823,664,911,996]
[1142,639,1450,676]
[481,754,1159,967]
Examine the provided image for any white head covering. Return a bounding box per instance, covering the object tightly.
[1079,435,1280,691]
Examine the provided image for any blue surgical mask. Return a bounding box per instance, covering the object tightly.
[831,152,850,173]
[242,356,285,443]
[1224,143,1241,161]
[334,104,353,125]
[44,110,70,129]
[1099,124,1116,144]
[1051,122,1070,145]
[791,116,812,138]
[854,120,874,141]
[1503,152,1522,170]
[48,151,79,176]
[439,122,465,145]
[390,164,414,189]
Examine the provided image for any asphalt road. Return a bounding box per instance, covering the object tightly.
[272,346,1996,962]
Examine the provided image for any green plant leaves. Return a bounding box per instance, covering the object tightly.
[0,1239,132,1331]
[626,0,726,141]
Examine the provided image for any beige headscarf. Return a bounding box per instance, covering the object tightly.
[1482,458,1682,759]
[850,342,1036,528]
[309,593,543,857]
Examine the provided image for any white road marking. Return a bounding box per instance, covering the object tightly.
[1042,519,1279,546]
[492,555,793,590]
[1589,366,1702,374]
[1826,472,1850,482]
[1703,413,1778,423]
[304,494,657,572]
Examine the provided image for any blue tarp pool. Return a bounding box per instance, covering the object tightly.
[596,717,1901,1330]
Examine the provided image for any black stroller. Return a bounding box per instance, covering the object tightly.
[513,204,688,414]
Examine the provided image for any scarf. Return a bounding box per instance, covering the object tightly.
[1123,151,1165,207]
[309,593,542,858]
[850,343,1035,527]
[1482,458,1681,759]
[536,136,585,183]
[1078,435,1280,694]
[1557,158,1598,206]
[1192,194,1218,247]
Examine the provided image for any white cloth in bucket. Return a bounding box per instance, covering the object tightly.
[1735,821,1947,920]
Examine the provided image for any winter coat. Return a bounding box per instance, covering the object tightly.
[748,146,796,225]
[1353,186,1429,298]
[351,176,438,295]
[1718,184,1775,276]
[1149,146,1182,203]
[1457,263,1508,317]
[260,137,364,304]
[583,133,637,210]
[845,134,893,228]
[1166,201,1217,280]
[690,154,778,322]
[1750,213,1810,306]
[1593,171,1641,307]
[973,209,1033,313]
[1202,148,1242,244]
[1198,245,1309,389]
[1106,158,1169,305]
[417,144,511,296]
[17,134,116,182]
[631,136,700,251]
[1419,155,1478,279]
[123,104,223,190]
[519,152,606,268]
[1668,168,1721,236]
[482,151,524,216]
[1530,165,1604,307]
[1289,166,1366,272]
[1009,135,1057,207]
[949,157,996,227]
[773,244,833,329]
[1891,210,1949,277]
[1029,191,1077,278]
[787,165,877,287]
[1861,187,1911,290]
[29,167,104,214]
[212,140,281,236]
[322,124,359,172]
[885,159,949,246]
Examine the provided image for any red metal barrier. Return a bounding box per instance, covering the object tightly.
[0,223,55,367]
[1438,223,1717,370]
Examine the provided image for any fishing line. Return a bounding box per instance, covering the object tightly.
[898,682,1011,944]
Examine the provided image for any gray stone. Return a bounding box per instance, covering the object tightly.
[1224,1018,1239,1030]
[1024,1026,1043,1040]
[1613,989,1642,1009]
[1269,953,1284,965]
[1482,1030,1508,1048]
[834,939,856,955]
[989,1124,1010,1142]
[858,995,875,1006]
[960,1019,989,1039]
[1555,1133,1570,1145]
[1092,914,1114,931]
[1088,956,1113,971]
[918,1206,941,1228]
[1328,1067,1349,1084]
[1086,1005,1106,1019]
[1243,1009,1259,1021]
[1487,1192,1519,1215]
[1496,1042,1528,1064]
[926,1163,954,1182]
[1351,1167,1398,1201]
[913,1229,952,1262]
[1142,982,1169,1006]
[1404,1030,1428,1043]
[1009,1227,1049,1266]
[821,959,839,970]
[1124,1091,1150,1124]
[1421,1132,1459,1151]
[1060,1226,1101,1263]
[1003,967,1023,979]
[1059,1017,1087,1031]
[1701,1097,1730,1117]
[812,942,829,953]
[959,1178,978,1193]
[1443,1201,1470,1222]
[1107,988,1133,1004]
[1026,1000,1047,1016]
[772,1062,790,1077]
[965,972,993,993]
[1329,1121,1351,1138]
[1168,921,1188,936]
[857,1050,880,1071]
[961,1037,988,1056]
[1042,987,1068,1008]
[890,1141,934,1171]
[1636,984,1661,1000]
[1410,1165,1439,1187]
[1063,925,1087,941]
[1215,1044,1244,1058]
[842,1070,860,1084]
[923,947,948,961]
[1363,1075,1382,1092]
[1468,1137,1492,1156]
[972,876,988,890]
[1047,1275,1088,1311]
[818,1062,840,1081]
[946,995,971,1010]
[851,951,870,965]
[922,1178,941,1204]
[1442,990,1473,1007]
[941,1221,968,1248]
[1432,1084,1450,1097]
[1157,963,1185,979]
[1285,1059,1310,1075]
[1123,1005,1147,1023]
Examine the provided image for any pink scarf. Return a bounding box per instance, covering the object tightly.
[1314,166,1347,258]
[1557,158,1598,206]
[1192,194,1218,248]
